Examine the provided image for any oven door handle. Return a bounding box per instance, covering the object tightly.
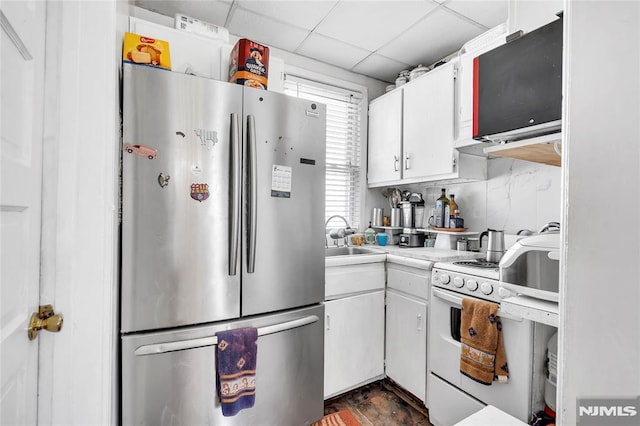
[431,288,524,322]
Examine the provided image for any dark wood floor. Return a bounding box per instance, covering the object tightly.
[323,380,432,426]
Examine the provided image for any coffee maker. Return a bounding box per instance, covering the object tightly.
[399,194,425,247]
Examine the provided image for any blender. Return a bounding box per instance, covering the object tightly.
[399,194,426,247]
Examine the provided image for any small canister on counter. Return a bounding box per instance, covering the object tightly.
[457,238,468,251]
[390,208,402,227]
[372,208,383,226]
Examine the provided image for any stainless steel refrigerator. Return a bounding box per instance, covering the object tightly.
[120,63,326,425]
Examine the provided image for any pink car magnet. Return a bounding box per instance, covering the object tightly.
[124,143,157,160]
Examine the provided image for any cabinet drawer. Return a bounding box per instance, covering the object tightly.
[325,262,385,300]
[387,264,430,300]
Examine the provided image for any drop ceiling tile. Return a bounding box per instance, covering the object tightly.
[296,33,371,70]
[351,54,411,84]
[227,8,310,51]
[236,0,339,31]
[444,0,508,28]
[315,1,439,51]
[134,0,232,27]
[377,7,485,66]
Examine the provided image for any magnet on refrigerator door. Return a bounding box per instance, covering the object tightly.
[190,183,210,202]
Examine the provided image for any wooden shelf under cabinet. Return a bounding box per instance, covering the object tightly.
[483,134,562,167]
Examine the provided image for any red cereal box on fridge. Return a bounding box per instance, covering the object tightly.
[229,38,269,90]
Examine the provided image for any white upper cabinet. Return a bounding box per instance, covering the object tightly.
[403,62,456,180]
[367,60,485,188]
[368,89,403,185]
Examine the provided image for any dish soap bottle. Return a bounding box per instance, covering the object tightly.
[364,221,376,245]
[435,188,449,228]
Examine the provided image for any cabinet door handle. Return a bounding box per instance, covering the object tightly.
[393,155,399,171]
[417,314,422,331]
[326,314,330,331]
[405,152,411,170]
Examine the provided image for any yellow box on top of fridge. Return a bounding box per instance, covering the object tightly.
[123,32,172,70]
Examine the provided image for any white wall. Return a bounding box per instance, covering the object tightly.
[367,158,562,234]
[559,2,640,424]
[424,158,561,233]
[508,0,563,34]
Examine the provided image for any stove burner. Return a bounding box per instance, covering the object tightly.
[453,260,500,269]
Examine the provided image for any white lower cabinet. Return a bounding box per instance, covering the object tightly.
[324,290,385,398]
[385,289,427,403]
[384,259,432,405]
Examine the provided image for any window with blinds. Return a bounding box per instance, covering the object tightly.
[283,74,363,230]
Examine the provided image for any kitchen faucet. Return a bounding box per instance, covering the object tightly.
[324,215,354,248]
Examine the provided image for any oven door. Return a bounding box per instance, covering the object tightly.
[428,287,534,423]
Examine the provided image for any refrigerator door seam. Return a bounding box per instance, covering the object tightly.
[132,314,319,356]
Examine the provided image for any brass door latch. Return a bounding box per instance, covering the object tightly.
[28,304,63,340]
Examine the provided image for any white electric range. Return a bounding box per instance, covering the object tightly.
[428,259,534,426]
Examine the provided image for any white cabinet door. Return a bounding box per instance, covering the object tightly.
[367,90,402,186]
[324,291,385,398]
[385,290,427,403]
[403,63,456,180]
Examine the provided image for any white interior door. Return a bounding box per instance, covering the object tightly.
[1,1,47,424]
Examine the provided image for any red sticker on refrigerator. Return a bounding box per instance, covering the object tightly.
[190,183,209,202]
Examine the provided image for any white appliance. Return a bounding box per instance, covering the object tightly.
[120,64,326,425]
[499,232,560,302]
[428,260,535,426]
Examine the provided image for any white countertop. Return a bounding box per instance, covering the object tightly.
[380,246,484,262]
[325,244,484,267]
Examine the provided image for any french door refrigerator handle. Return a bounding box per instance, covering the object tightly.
[133,315,320,356]
[247,114,257,273]
[229,113,241,276]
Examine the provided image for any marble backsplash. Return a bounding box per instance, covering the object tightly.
[419,157,562,234]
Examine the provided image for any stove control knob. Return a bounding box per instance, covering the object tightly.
[466,279,478,291]
[480,282,493,295]
[453,277,464,288]
[439,273,450,284]
[498,287,512,299]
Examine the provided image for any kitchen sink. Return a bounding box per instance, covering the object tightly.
[325,246,380,257]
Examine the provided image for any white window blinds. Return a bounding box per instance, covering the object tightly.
[283,74,363,230]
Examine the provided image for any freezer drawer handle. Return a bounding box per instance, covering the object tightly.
[431,288,523,322]
[133,315,319,356]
